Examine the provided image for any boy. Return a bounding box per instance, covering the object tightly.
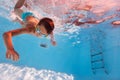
[3,0,56,61]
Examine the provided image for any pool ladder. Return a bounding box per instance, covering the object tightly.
[89,28,109,74]
[90,51,108,74]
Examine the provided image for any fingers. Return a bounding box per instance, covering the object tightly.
[13,54,19,61]
[6,51,19,61]
[13,52,19,61]
[6,53,12,59]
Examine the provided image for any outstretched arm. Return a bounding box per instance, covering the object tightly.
[3,26,34,61]
[3,27,31,49]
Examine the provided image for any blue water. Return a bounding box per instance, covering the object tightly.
[0,13,120,80]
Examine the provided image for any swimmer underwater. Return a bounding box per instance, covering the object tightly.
[3,0,56,61]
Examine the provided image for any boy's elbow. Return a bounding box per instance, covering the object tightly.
[3,32,11,38]
[3,32,7,37]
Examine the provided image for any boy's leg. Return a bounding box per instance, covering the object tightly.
[14,0,26,9]
[14,0,26,17]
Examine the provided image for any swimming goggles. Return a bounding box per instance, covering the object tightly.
[35,27,48,37]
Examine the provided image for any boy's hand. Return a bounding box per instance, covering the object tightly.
[6,49,19,61]
[51,41,57,46]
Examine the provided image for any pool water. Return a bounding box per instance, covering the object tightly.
[0,15,120,80]
[0,0,120,80]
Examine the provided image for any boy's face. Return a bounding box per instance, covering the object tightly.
[37,24,48,36]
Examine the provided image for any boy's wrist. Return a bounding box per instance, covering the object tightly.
[8,47,14,51]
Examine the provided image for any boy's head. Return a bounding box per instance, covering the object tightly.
[37,17,54,36]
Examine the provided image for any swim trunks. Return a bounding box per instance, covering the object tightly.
[21,12,34,21]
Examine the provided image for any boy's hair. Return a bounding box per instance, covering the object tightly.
[38,17,54,34]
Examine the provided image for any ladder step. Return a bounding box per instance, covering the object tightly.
[92,66,104,70]
[91,52,102,57]
[91,59,103,63]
